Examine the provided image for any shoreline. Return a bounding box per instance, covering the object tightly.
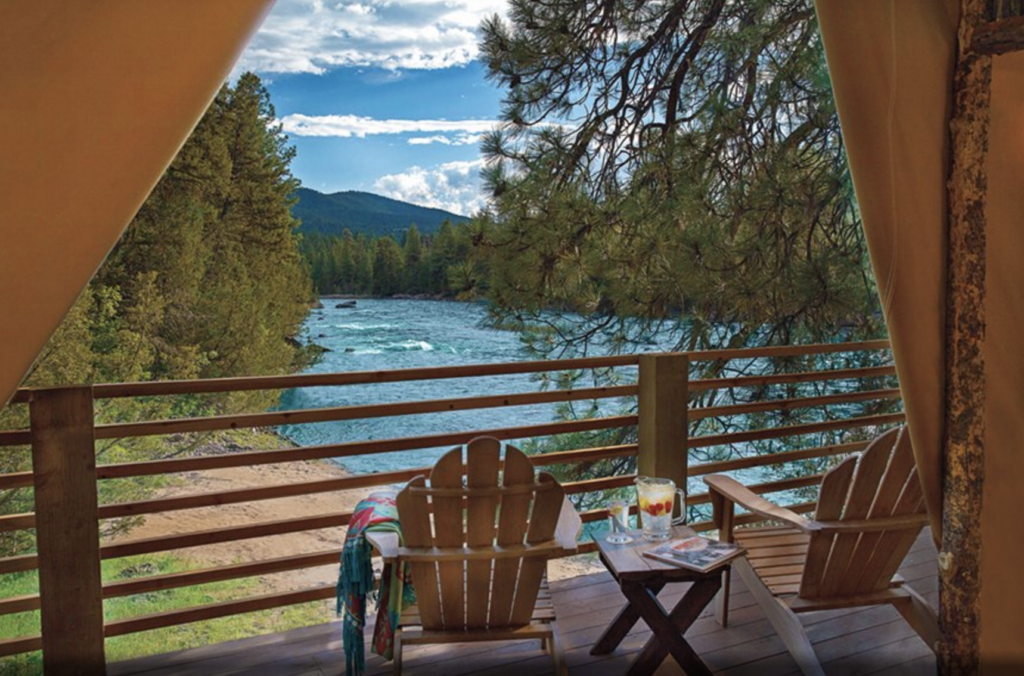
[315,293,471,304]
[116,436,603,595]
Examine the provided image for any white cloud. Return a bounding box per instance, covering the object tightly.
[278,114,499,140]
[407,135,454,145]
[238,0,507,75]
[373,159,488,216]
[407,132,484,146]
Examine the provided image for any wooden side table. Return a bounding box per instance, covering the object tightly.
[592,525,726,676]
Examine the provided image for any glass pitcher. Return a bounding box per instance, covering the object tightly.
[635,476,687,540]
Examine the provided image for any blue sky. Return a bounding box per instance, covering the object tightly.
[234,0,508,216]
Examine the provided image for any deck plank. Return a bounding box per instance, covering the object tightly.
[110,530,937,676]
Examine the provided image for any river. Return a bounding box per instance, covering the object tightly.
[277,298,625,474]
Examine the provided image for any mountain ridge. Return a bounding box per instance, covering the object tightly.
[291,187,469,238]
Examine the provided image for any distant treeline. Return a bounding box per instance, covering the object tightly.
[300,221,487,298]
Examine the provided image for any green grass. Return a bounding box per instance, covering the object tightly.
[0,553,335,675]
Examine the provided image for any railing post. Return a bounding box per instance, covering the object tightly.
[30,386,106,675]
[637,353,690,490]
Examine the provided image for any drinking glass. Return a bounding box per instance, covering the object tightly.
[605,499,633,544]
[635,476,687,540]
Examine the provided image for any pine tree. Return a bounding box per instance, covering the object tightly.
[478,0,881,354]
[354,234,374,293]
[402,224,424,292]
[338,229,357,291]
[372,237,405,296]
[427,220,457,295]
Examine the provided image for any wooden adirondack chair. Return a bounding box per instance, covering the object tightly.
[704,426,939,676]
[366,437,582,675]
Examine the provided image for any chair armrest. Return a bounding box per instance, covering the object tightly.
[703,474,819,534]
[365,531,400,562]
[554,496,583,552]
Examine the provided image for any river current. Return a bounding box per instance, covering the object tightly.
[277,298,602,474]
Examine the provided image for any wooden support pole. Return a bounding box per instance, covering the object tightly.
[638,353,690,495]
[30,387,106,675]
[940,1,992,673]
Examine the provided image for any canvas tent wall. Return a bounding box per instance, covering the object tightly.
[0,0,275,408]
[816,0,1024,664]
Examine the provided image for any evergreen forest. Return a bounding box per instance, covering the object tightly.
[300,221,486,299]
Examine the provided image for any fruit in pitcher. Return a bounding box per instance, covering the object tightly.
[640,497,673,516]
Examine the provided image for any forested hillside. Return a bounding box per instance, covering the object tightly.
[300,220,487,298]
[292,188,469,238]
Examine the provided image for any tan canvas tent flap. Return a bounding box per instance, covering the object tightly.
[816,0,1024,662]
[0,0,274,407]
[979,50,1024,661]
[814,0,955,552]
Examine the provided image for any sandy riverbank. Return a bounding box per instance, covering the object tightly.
[115,448,604,595]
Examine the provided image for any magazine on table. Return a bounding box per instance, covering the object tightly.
[642,535,744,573]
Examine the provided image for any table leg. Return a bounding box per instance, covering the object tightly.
[621,575,722,676]
[590,579,667,655]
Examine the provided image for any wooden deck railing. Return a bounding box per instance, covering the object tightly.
[0,339,901,673]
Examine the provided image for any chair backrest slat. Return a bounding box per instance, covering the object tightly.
[847,428,919,593]
[397,475,443,629]
[397,438,563,631]
[510,471,563,624]
[488,446,536,627]
[799,427,927,600]
[431,447,467,629]
[799,456,856,598]
[465,438,501,628]
[856,466,927,593]
[815,429,897,597]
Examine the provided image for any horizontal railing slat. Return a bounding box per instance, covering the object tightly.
[11,355,641,403]
[99,471,424,520]
[0,554,38,575]
[686,474,824,507]
[0,471,33,490]
[9,340,889,404]
[97,415,638,479]
[685,339,890,362]
[93,385,637,440]
[0,429,30,448]
[562,474,638,494]
[0,549,348,617]
[690,365,896,392]
[0,634,42,658]
[0,593,41,616]
[684,501,819,534]
[579,500,819,526]
[98,445,641,519]
[687,412,905,449]
[530,444,637,466]
[103,584,337,638]
[103,549,343,600]
[0,513,35,533]
[689,388,901,421]
[687,441,870,476]
[100,512,353,561]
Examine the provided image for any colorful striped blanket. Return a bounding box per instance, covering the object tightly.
[337,492,416,675]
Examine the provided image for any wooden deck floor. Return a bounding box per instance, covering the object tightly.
[109,531,937,676]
